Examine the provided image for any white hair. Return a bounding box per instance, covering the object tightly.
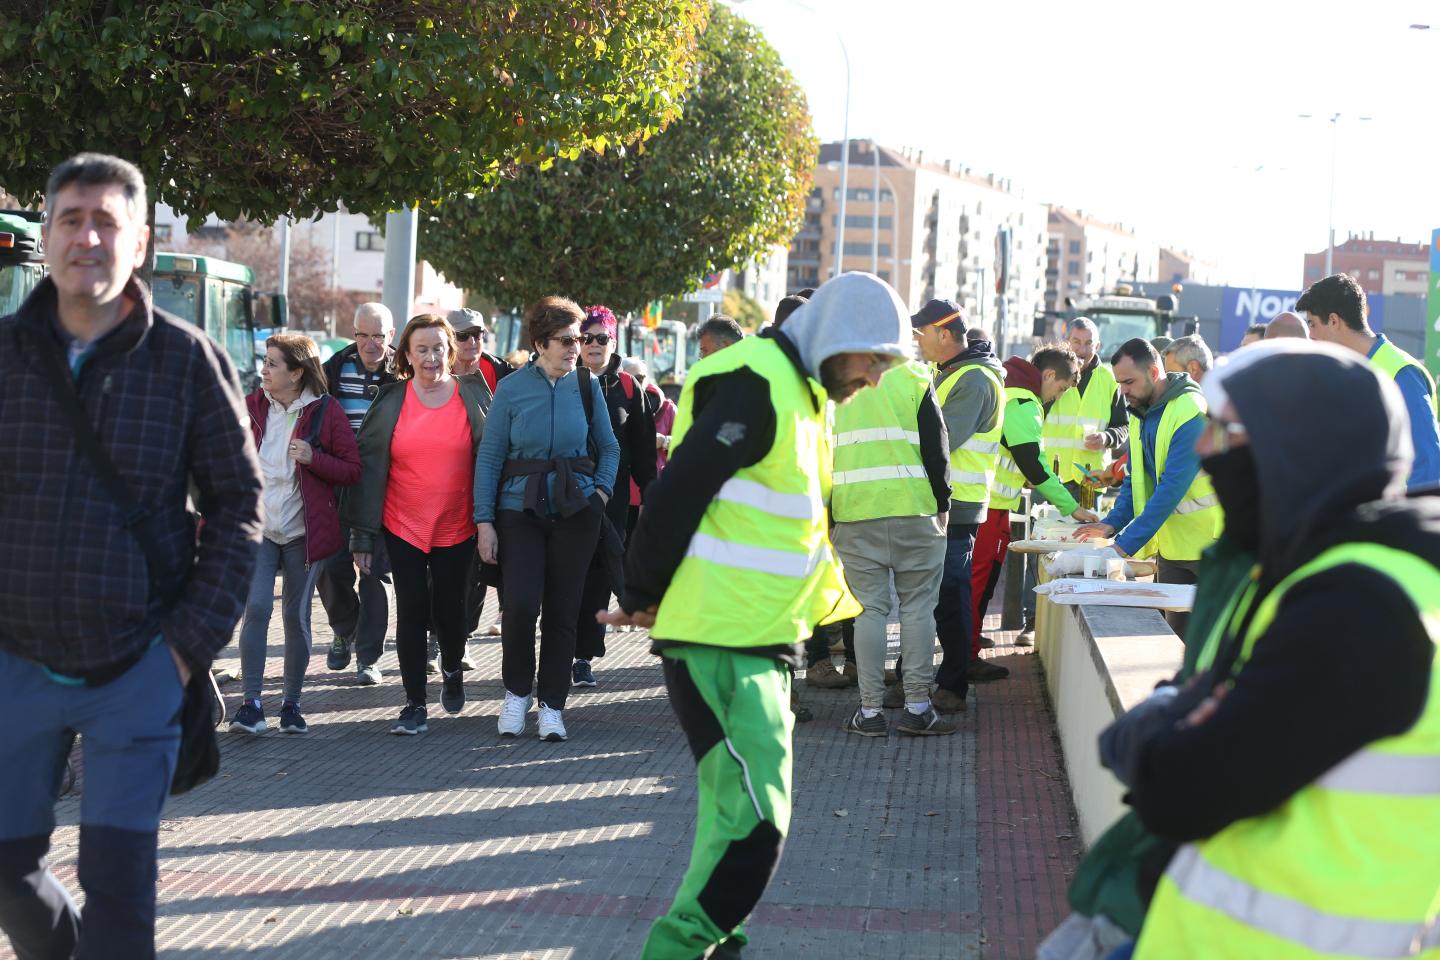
[620,356,649,379]
[1069,316,1098,335]
[354,302,394,329]
[1164,334,1213,372]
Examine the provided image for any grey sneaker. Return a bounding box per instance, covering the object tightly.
[441,669,465,715]
[425,634,440,675]
[327,634,352,670]
[898,705,958,736]
[390,702,428,735]
[842,708,888,737]
[356,662,382,685]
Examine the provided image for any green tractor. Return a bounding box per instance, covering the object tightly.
[0,210,46,317]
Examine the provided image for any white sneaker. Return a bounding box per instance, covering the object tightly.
[537,702,567,742]
[498,691,532,738]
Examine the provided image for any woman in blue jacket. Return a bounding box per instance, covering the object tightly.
[474,297,618,743]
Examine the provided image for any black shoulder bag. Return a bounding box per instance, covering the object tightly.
[25,325,219,796]
[578,367,627,596]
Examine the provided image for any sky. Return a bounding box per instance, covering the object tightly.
[726,0,1440,291]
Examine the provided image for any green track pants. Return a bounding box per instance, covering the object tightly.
[642,646,794,960]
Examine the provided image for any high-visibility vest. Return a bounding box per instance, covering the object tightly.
[1043,363,1118,484]
[651,336,861,648]
[935,362,1004,507]
[832,361,939,522]
[989,386,1039,513]
[1129,391,1221,561]
[1136,541,1440,960]
[1370,337,1439,417]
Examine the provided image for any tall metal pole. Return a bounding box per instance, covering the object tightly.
[276,216,291,329]
[1326,112,1338,276]
[871,140,880,274]
[832,37,851,279]
[382,205,418,328]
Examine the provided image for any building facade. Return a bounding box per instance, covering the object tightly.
[1045,207,1160,312]
[1159,247,1222,287]
[1302,235,1429,297]
[787,141,1048,349]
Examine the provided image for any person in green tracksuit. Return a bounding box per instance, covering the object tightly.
[599,272,913,959]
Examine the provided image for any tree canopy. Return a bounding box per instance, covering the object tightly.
[418,3,816,313]
[0,0,707,225]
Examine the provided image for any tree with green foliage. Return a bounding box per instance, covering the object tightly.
[0,0,706,228]
[419,4,816,313]
[722,287,769,332]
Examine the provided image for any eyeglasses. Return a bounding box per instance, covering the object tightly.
[547,336,580,349]
[580,333,612,346]
[455,330,483,342]
[1204,415,1248,453]
[354,332,388,343]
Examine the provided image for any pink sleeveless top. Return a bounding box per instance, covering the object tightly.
[382,381,475,552]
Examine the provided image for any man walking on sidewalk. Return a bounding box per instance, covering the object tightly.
[599,272,908,959]
[0,153,261,959]
[319,302,396,684]
[832,357,955,737]
[908,300,1004,713]
[1075,338,1221,639]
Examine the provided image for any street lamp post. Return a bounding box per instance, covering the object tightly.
[1300,111,1370,276]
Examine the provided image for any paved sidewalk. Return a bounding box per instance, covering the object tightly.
[9,587,1077,959]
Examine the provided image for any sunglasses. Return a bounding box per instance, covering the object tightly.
[580,333,612,346]
[547,336,581,349]
[455,330,483,342]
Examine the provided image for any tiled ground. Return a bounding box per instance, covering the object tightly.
[10,578,1077,959]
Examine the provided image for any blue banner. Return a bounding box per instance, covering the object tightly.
[1219,285,1386,351]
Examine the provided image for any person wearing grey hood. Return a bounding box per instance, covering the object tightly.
[1084,340,1440,959]
[1075,338,1221,639]
[597,272,910,959]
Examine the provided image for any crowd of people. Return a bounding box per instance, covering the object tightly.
[2,152,1437,960]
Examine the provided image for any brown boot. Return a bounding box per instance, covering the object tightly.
[882,682,905,709]
[790,685,813,723]
[841,661,858,687]
[805,658,852,689]
[932,688,969,714]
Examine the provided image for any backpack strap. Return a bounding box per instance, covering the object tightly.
[305,394,332,449]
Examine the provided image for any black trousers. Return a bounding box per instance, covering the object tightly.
[574,491,630,661]
[384,530,476,705]
[804,619,855,667]
[497,502,602,709]
[1157,557,1200,641]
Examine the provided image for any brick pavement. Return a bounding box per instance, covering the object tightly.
[8,585,1078,959]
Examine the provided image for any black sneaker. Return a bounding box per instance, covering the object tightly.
[279,702,308,734]
[898,705,958,736]
[967,659,1010,683]
[426,634,440,675]
[390,702,428,735]
[572,659,597,687]
[327,634,352,671]
[441,669,465,714]
[229,700,267,735]
[842,708,888,737]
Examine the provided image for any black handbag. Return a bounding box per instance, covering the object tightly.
[26,324,218,795]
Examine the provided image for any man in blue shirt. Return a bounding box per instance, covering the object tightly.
[1297,273,1440,491]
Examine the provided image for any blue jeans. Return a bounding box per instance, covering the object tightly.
[0,641,183,959]
[932,525,976,697]
[238,537,320,704]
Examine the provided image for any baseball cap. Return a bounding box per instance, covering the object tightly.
[446,308,486,334]
[910,298,967,333]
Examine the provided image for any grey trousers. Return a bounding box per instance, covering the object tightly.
[239,536,322,703]
[833,515,947,707]
[315,522,390,667]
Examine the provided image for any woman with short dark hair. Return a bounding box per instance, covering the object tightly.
[343,314,492,735]
[232,334,361,735]
[474,296,619,742]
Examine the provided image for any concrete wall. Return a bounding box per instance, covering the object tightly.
[1034,586,1183,846]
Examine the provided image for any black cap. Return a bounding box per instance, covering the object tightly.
[910,298,967,332]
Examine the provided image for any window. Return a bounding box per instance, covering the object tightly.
[356,231,384,252]
[832,187,894,202]
[1066,261,1080,276]
[832,214,893,229]
[1068,239,1081,254]
[1367,269,1379,280]
[153,224,172,244]
[842,242,892,256]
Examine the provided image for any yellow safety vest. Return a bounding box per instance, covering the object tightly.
[832,360,939,523]
[1129,391,1221,561]
[1043,362,1118,484]
[1136,542,1440,960]
[1370,337,1439,417]
[935,362,1004,507]
[651,336,861,648]
[989,386,1039,513]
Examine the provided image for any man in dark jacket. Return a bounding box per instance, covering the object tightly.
[1096,340,1438,957]
[0,154,262,958]
[571,304,656,687]
[318,303,398,683]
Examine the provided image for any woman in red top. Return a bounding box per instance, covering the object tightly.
[344,315,491,735]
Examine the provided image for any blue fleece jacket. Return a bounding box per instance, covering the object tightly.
[1367,335,1440,491]
[473,362,619,522]
[1101,375,1205,557]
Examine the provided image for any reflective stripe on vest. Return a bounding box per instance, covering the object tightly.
[935,362,1004,506]
[1128,390,1221,561]
[1044,363,1118,483]
[652,337,861,648]
[1136,542,1440,960]
[830,360,939,522]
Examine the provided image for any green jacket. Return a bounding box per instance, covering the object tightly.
[341,376,490,554]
